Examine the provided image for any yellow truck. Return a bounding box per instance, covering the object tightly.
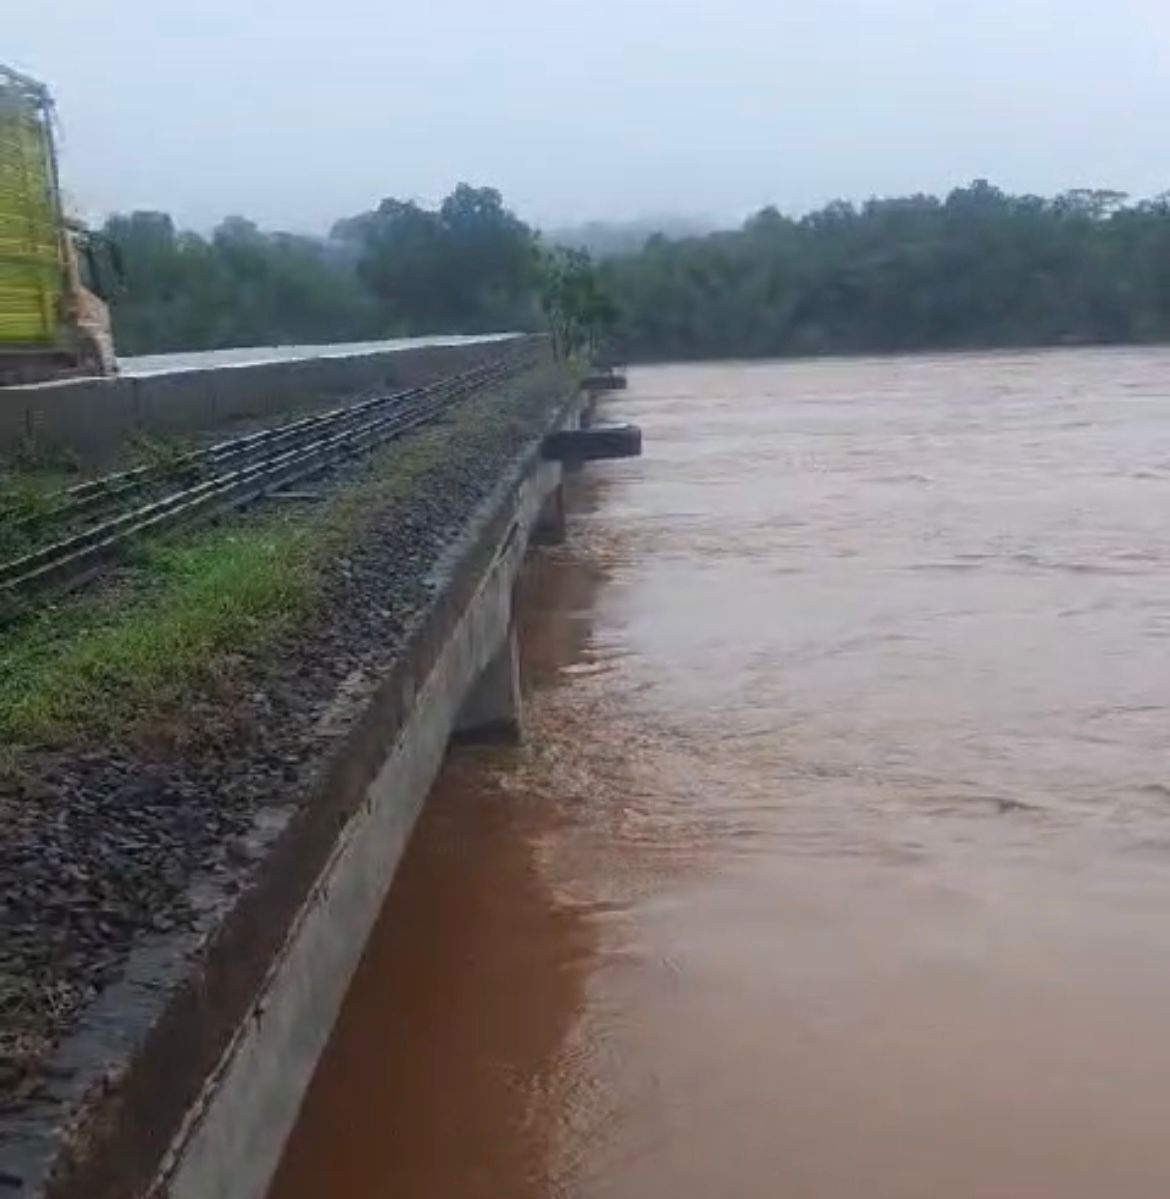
[0,63,119,385]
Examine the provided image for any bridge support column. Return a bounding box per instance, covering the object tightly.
[452,623,522,744]
[532,482,566,545]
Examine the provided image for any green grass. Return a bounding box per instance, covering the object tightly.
[0,354,570,762]
[0,520,314,751]
[0,472,80,561]
[0,360,572,758]
[0,421,454,754]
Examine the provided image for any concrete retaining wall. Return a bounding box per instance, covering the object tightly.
[0,336,534,468]
[161,455,561,1199]
[5,385,582,1199]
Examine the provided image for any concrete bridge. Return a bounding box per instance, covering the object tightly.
[0,339,635,1198]
[0,334,519,467]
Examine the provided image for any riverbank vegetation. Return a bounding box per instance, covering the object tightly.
[104,180,1170,360]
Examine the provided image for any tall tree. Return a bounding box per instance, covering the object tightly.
[336,184,539,334]
[540,248,618,360]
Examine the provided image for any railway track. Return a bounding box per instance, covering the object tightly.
[0,348,534,607]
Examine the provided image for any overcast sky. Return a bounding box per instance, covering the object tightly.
[9,0,1170,235]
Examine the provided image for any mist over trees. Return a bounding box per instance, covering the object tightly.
[103,180,1170,361]
[546,216,713,258]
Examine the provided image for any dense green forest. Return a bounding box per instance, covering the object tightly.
[104,184,540,355]
[601,181,1170,359]
[104,180,1170,360]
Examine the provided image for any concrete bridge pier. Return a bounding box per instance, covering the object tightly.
[453,623,522,743]
[532,482,567,545]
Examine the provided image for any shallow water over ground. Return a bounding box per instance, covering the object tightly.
[271,348,1170,1199]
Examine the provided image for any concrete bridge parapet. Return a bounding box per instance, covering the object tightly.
[0,336,535,468]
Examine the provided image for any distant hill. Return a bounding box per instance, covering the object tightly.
[544,216,715,258]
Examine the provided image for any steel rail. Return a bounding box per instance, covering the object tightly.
[0,350,531,605]
[7,352,525,537]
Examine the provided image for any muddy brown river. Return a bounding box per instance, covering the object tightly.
[270,349,1170,1198]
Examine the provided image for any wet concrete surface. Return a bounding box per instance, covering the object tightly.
[119,334,517,375]
[0,366,573,1196]
[271,349,1170,1198]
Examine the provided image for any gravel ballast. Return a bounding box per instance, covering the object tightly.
[0,356,577,1188]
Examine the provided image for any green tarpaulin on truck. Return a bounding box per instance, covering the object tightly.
[0,68,63,348]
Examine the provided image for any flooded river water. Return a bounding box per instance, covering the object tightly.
[270,349,1170,1198]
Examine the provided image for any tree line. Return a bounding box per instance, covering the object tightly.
[600,181,1170,360]
[103,184,545,356]
[103,180,1170,361]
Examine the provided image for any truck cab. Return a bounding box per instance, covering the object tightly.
[63,224,120,377]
